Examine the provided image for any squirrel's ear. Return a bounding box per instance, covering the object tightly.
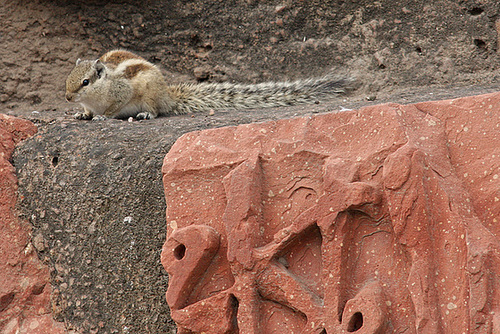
[93,60,105,78]
[76,58,82,65]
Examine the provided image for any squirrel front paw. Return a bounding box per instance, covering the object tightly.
[74,111,93,120]
[136,112,154,120]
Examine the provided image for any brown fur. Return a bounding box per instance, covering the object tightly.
[124,62,154,79]
[100,50,144,66]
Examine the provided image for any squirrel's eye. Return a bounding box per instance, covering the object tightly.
[82,79,90,86]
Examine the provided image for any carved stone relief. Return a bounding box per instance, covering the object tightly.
[162,94,500,333]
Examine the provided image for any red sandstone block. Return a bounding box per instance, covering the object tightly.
[162,93,500,333]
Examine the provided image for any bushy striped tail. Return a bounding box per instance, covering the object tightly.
[165,75,351,114]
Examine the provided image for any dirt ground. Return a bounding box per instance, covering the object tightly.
[3,0,500,333]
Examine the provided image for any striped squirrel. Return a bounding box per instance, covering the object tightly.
[65,50,351,120]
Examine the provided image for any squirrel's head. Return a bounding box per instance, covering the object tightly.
[65,59,106,102]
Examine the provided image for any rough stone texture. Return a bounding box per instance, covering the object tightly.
[162,92,500,333]
[0,114,66,334]
[12,93,363,333]
[13,119,180,334]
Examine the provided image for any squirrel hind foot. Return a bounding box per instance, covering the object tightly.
[74,111,93,120]
[91,115,108,121]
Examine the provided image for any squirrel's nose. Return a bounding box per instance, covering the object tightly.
[65,93,73,102]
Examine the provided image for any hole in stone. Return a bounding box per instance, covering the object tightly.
[32,283,46,295]
[229,294,239,331]
[173,244,186,260]
[230,294,239,310]
[347,312,363,332]
[473,38,487,50]
[52,156,59,167]
[319,329,327,334]
[0,292,15,312]
[415,46,422,54]
[467,7,483,15]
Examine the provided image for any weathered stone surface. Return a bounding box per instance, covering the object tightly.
[162,92,500,333]
[0,114,66,334]
[13,119,181,334]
